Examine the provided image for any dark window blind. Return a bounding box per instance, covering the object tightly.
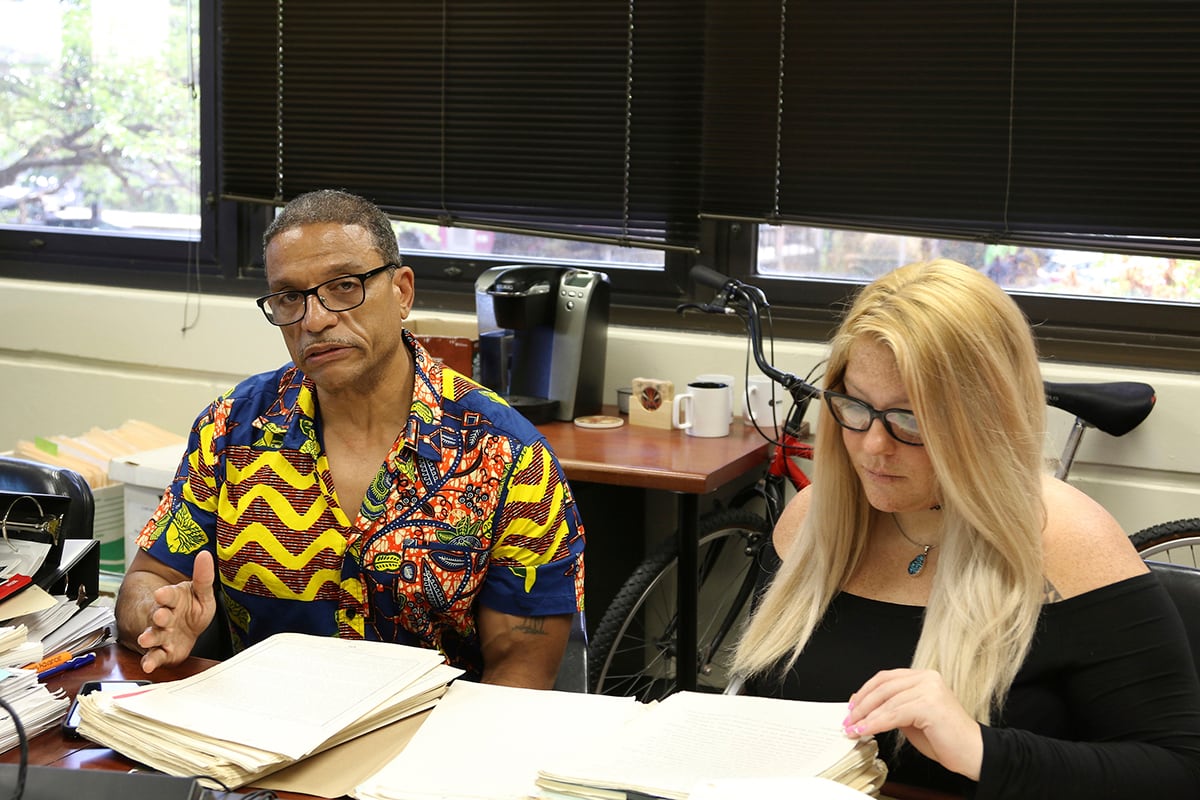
[702,1,1200,258]
[220,0,704,252]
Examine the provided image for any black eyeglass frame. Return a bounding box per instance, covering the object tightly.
[822,389,924,446]
[255,263,397,326]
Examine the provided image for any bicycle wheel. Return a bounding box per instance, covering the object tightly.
[1131,519,1200,569]
[588,507,772,700]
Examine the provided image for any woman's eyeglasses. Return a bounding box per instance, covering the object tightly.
[822,390,923,446]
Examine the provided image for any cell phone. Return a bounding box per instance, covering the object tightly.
[62,679,150,739]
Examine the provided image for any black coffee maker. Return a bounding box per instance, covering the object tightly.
[475,265,610,423]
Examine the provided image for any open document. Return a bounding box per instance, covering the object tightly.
[77,632,462,788]
[353,684,886,800]
[355,680,642,800]
[534,691,888,799]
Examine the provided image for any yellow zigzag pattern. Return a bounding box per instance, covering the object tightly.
[182,425,217,506]
[222,482,331,529]
[217,524,347,599]
[505,446,551,504]
[225,561,343,601]
[227,452,319,491]
[493,447,570,591]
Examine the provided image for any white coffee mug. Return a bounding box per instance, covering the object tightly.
[693,373,736,420]
[673,381,733,437]
[744,374,781,430]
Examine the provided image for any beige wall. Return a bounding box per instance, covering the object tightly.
[2,276,1198,534]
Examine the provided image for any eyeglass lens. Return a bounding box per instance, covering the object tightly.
[825,392,922,444]
[263,276,367,325]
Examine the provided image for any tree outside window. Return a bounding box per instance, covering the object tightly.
[0,0,199,238]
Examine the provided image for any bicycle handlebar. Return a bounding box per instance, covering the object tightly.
[690,264,734,292]
[681,266,822,406]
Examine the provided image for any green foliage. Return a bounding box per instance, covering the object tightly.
[0,0,198,224]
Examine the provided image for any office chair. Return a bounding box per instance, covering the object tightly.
[553,610,590,693]
[0,455,95,585]
[191,589,236,661]
[1147,560,1200,673]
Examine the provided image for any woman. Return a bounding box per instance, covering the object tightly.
[732,259,1200,797]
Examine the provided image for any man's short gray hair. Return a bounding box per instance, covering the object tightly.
[264,189,400,266]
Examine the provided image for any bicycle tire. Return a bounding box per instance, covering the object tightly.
[1130,518,1200,569]
[588,507,772,700]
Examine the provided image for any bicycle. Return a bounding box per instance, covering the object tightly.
[587,265,1200,701]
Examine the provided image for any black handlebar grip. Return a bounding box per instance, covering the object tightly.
[690,264,732,291]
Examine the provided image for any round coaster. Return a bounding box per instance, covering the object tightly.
[573,415,625,430]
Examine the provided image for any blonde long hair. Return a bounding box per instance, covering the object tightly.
[732,259,1047,724]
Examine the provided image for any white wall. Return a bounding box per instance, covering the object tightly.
[2,276,1198,533]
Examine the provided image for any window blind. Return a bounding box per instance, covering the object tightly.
[219,0,704,252]
[702,0,1200,258]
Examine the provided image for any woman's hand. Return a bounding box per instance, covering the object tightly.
[843,668,984,781]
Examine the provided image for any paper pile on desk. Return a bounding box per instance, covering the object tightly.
[354,680,640,800]
[0,624,40,669]
[533,691,888,800]
[352,684,886,800]
[77,632,463,789]
[0,665,70,752]
[5,594,114,655]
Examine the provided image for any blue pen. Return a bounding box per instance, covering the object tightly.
[38,651,96,680]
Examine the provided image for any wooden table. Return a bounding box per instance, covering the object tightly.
[536,409,770,692]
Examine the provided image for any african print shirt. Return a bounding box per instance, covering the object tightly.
[135,331,585,678]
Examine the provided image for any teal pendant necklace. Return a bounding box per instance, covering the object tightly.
[892,513,937,577]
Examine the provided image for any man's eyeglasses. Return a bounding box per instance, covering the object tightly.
[823,389,924,446]
[256,263,396,326]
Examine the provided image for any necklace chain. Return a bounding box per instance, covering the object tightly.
[892,512,936,577]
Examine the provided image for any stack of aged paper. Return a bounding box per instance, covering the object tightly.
[352,684,885,800]
[0,664,70,752]
[7,594,114,656]
[354,680,640,800]
[76,632,462,789]
[533,691,887,799]
[0,624,41,669]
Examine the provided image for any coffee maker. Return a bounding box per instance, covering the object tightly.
[475,265,610,423]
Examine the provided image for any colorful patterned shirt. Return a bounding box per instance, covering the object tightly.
[136,331,585,678]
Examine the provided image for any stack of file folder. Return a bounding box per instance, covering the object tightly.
[77,632,463,789]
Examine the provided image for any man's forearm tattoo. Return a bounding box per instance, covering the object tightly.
[513,617,547,636]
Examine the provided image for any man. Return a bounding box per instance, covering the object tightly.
[116,189,585,688]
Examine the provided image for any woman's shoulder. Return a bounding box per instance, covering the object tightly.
[1041,474,1148,601]
[771,484,813,559]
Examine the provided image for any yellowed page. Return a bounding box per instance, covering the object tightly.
[538,692,870,800]
[114,633,449,760]
[356,681,642,800]
[255,710,433,797]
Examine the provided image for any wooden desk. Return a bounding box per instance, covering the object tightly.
[537,410,770,691]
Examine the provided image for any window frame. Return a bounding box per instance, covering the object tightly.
[0,0,1196,373]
